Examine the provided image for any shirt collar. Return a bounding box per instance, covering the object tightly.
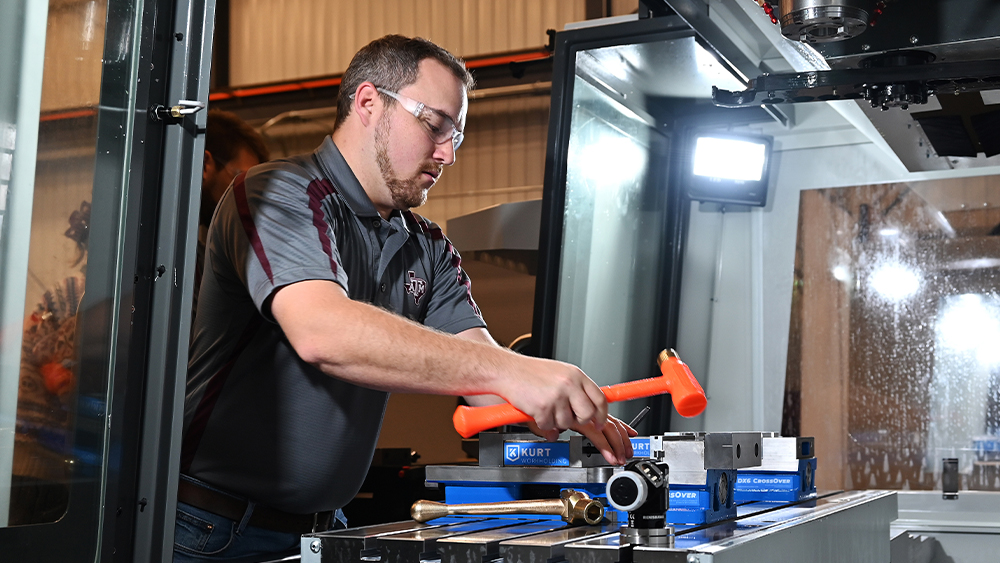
[314,136,413,234]
[388,209,412,234]
[314,136,379,218]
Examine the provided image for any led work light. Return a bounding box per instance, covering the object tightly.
[688,134,772,207]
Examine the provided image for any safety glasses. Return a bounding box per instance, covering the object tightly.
[376,87,464,150]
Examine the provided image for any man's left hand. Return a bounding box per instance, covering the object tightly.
[528,416,637,465]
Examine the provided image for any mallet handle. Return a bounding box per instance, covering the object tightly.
[452,349,705,438]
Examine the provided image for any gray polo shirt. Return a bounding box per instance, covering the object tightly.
[182,137,485,514]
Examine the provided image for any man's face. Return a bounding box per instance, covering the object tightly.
[203,146,261,208]
[373,58,467,211]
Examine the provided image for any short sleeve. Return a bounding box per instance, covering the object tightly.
[421,231,486,335]
[214,164,350,318]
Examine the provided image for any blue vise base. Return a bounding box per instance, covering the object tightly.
[735,457,818,503]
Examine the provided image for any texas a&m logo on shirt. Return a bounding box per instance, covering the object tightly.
[404,271,427,305]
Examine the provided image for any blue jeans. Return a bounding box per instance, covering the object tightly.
[173,478,347,563]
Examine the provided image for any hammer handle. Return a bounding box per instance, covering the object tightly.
[452,353,705,438]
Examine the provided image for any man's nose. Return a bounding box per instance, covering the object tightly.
[434,139,457,166]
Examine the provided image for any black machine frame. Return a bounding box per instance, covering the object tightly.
[0,0,211,560]
[530,15,696,435]
[529,14,784,434]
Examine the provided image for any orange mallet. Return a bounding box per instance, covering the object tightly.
[452,349,707,438]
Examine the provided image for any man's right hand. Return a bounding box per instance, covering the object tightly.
[493,355,610,434]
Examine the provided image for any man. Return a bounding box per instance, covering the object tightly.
[193,110,270,314]
[175,35,635,562]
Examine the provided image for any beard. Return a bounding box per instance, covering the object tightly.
[375,113,429,210]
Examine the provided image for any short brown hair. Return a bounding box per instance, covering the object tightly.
[335,35,474,130]
[205,109,270,166]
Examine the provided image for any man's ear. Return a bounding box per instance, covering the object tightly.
[203,149,219,186]
[353,82,380,128]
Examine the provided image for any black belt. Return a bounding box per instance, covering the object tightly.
[177,478,333,534]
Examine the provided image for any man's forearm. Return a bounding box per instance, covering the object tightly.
[273,279,517,397]
[272,279,611,434]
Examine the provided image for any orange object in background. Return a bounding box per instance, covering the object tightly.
[452,349,707,438]
[40,361,75,396]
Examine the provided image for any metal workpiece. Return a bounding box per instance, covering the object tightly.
[410,490,604,525]
[500,524,620,563]
[759,435,815,471]
[651,433,762,484]
[477,432,517,467]
[703,433,763,470]
[653,438,707,485]
[735,434,817,504]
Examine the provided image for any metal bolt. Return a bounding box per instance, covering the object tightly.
[909,35,919,44]
[861,44,870,51]
[310,540,322,554]
[688,555,701,563]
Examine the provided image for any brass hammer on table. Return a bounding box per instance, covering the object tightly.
[410,489,605,525]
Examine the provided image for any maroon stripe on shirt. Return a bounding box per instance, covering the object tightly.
[405,211,482,319]
[233,173,274,284]
[180,315,264,473]
[306,179,339,275]
[406,211,445,240]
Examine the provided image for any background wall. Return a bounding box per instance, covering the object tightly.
[260,92,552,231]
[41,0,105,112]
[231,0,588,85]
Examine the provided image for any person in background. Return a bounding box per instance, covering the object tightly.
[193,110,270,315]
[175,35,635,563]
